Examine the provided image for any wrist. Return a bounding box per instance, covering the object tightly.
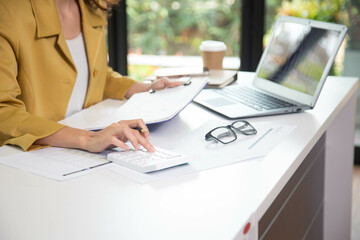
[79,129,95,151]
[125,82,150,98]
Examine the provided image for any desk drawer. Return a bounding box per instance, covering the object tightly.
[258,134,325,240]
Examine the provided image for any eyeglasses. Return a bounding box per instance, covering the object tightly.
[205,120,257,144]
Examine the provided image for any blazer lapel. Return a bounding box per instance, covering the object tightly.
[30,0,108,104]
[78,0,107,106]
[29,0,76,71]
[78,0,107,73]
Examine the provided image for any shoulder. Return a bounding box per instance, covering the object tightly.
[79,0,108,27]
[0,0,33,17]
[0,0,35,30]
[0,0,32,46]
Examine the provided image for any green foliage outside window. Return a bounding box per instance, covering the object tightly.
[268,0,354,75]
[127,0,240,57]
[125,0,359,79]
[277,0,349,24]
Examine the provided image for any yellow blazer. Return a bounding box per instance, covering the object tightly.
[0,0,136,151]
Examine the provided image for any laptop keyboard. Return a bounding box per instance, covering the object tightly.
[217,86,296,111]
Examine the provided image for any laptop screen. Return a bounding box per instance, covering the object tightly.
[254,16,347,106]
[258,22,340,96]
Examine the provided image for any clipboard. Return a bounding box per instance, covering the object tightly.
[59,77,209,130]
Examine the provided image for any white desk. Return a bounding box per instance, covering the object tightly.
[0,72,358,240]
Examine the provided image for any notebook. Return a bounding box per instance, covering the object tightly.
[194,15,348,119]
[205,70,238,88]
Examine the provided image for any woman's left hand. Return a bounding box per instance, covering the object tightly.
[125,77,182,98]
[149,77,182,91]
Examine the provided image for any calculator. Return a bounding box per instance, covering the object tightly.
[107,147,188,173]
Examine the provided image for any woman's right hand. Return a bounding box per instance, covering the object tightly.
[35,119,155,153]
[84,119,155,153]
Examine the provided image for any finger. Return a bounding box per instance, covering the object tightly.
[137,135,156,152]
[129,127,150,141]
[151,78,168,90]
[135,119,150,140]
[123,127,141,150]
[124,125,154,152]
[110,136,130,150]
[126,118,147,129]
[142,130,150,141]
[111,121,148,151]
[167,81,182,87]
[159,77,182,88]
[124,119,150,141]
[132,127,150,141]
[159,77,170,84]
[110,122,137,146]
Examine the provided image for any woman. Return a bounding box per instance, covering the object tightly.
[0,0,179,152]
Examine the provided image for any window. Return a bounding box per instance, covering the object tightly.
[126,0,241,80]
[108,0,359,159]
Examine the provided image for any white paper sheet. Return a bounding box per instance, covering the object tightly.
[0,147,112,181]
[0,121,295,183]
[107,121,296,183]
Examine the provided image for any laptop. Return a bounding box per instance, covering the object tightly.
[194,15,348,119]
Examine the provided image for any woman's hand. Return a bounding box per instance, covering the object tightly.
[125,77,181,98]
[84,119,155,153]
[35,119,155,153]
[148,77,182,91]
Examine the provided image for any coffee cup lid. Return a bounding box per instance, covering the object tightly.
[199,40,227,52]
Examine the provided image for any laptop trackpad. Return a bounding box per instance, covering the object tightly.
[204,98,235,107]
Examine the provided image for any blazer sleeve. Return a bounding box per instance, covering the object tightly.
[0,5,65,151]
[103,67,137,100]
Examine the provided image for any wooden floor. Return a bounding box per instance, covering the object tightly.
[352,165,360,240]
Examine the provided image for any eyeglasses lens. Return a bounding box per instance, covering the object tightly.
[211,127,236,143]
[232,121,257,135]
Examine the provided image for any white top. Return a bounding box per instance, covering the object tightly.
[65,33,89,118]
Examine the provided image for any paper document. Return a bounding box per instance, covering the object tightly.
[59,77,209,130]
[0,147,111,181]
[0,145,186,181]
[0,120,296,183]
[108,120,296,183]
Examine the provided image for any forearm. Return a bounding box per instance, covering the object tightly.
[34,126,91,150]
[125,82,151,99]
[32,78,181,151]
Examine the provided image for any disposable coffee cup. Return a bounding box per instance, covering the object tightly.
[199,40,227,70]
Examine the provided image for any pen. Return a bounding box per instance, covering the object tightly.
[113,122,148,133]
[132,127,148,133]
